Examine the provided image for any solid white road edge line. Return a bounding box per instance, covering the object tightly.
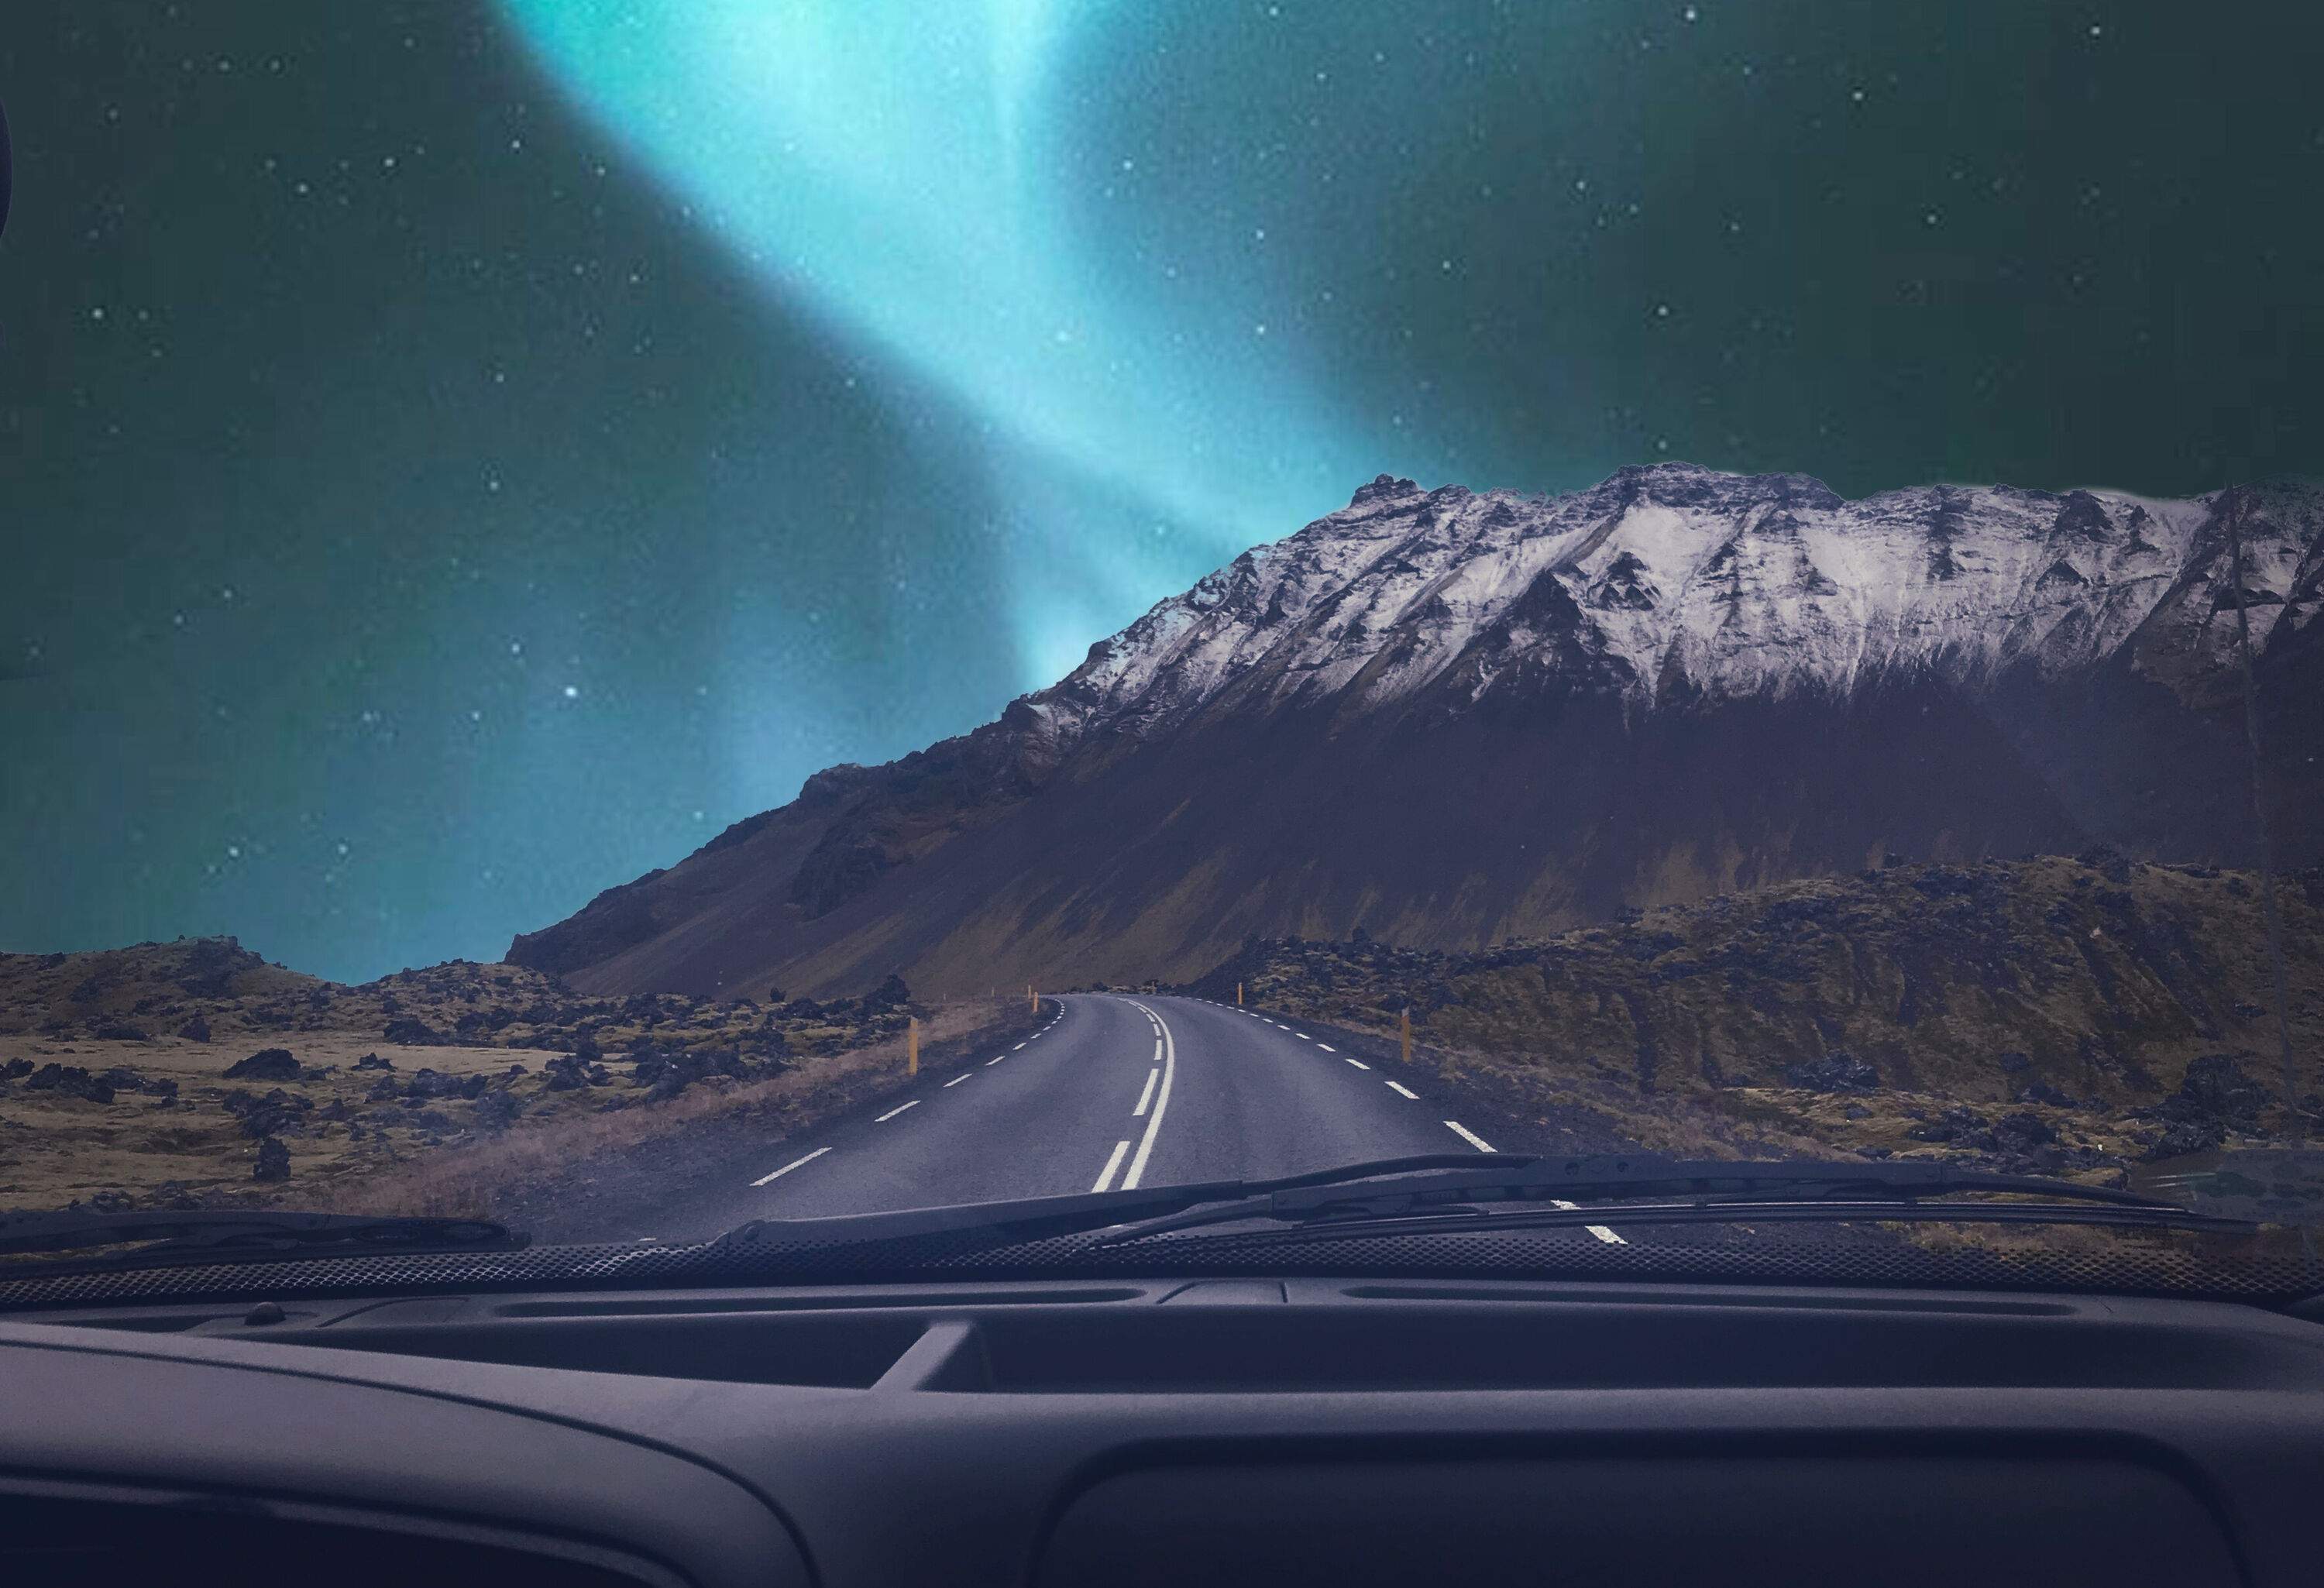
[875,1100,920,1123]
[1443,1120,1494,1151]
[749,1146,830,1186]
[1384,1081,1419,1099]
[1551,1198,1628,1245]
[1133,1067,1159,1116]
[1122,997,1176,1189]
[1092,1138,1133,1193]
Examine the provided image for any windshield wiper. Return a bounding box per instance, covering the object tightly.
[712,1152,1496,1250]
[1084,1155,2254,1246]
[713,1153,2251,1256]
[0,1209,528,1271]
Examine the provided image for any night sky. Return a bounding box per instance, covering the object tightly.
[5,2,2320,983]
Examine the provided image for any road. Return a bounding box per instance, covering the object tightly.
[654,992,1624,1243]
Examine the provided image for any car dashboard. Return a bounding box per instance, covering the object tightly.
[5,1274,2323,1586]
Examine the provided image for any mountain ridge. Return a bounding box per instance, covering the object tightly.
[508,464,2324,998]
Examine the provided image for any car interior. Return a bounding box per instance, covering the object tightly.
[8,1270,2323,1586]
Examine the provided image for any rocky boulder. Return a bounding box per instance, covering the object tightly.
[401,1067,489,1102]
[23,1064,115,1103]
[222,1047,302,1081]
[541,1053,606,1091]
[471,1090,524,1131]
[382,1016,448,1046]
[1779,1053,1880,1093]
[2016,1080,2077,1107]
[223,1087,312,1139]
[2163,1054,2273,1125]
[1907,1105,1991,1143]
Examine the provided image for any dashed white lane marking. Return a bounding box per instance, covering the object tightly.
[1343,1057,1371,1071]
[1122,999,1177,1190]
[1552,1198,1628,1245]
[1317,1043,1336,1052]
[943,1074,971,1088]
[1295,1032,1312,1040]
[1092,1138,1133,1193]
[1133,1067,1160,1116]
[875,1099,920,1123]
[987,1055,1005,1065]
[1384,1081,1419,1099]
[1150,1039,1163,1062]
[1435,1122,1624,1241]
[1012,1042,1026,1050]
[749,1146,830,1186]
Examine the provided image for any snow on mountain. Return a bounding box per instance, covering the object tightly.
[1033,463,2320,744]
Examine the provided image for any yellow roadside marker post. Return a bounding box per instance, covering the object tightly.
[1400,1007,1412,1065]
[908,1016,919,1077]
[1236,981,1243,1007]
[1029,984,1037,1016]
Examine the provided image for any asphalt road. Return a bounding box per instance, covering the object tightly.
[653,992,1625,1243]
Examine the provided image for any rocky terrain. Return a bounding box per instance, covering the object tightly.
[508,466,2323,1000]
[0,936,942,1214]
[1186,851,2324,1180]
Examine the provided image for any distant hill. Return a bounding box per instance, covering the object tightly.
[509,467,2324,999]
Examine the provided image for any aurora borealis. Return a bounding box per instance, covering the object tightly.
[5,2,2321,981]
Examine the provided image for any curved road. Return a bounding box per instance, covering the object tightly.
[655,994,1621,1242]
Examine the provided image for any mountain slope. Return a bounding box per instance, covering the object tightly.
[509,466,2324,998]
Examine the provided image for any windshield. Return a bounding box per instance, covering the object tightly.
[2,3,2319,1297]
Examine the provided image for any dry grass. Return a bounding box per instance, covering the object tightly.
[304,999,1018,1222]
[1404,1021,2234,1177]
[1215,855,2324,1175]
[0,935,975,1216]
[0,1032,576,1212]
[1413,1033,1836,1160]
[1233,857,2324,1109]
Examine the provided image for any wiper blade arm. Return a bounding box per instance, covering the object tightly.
[1088,1156,2205,1244]
[1110,1196,2257,1250]
[710,1153,1511,1251]
[713,1153,2197,1256]
[0,1209,527,1269]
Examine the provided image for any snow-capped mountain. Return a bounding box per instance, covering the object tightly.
[1034,463,2316,745]
[511,466,2323,999]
